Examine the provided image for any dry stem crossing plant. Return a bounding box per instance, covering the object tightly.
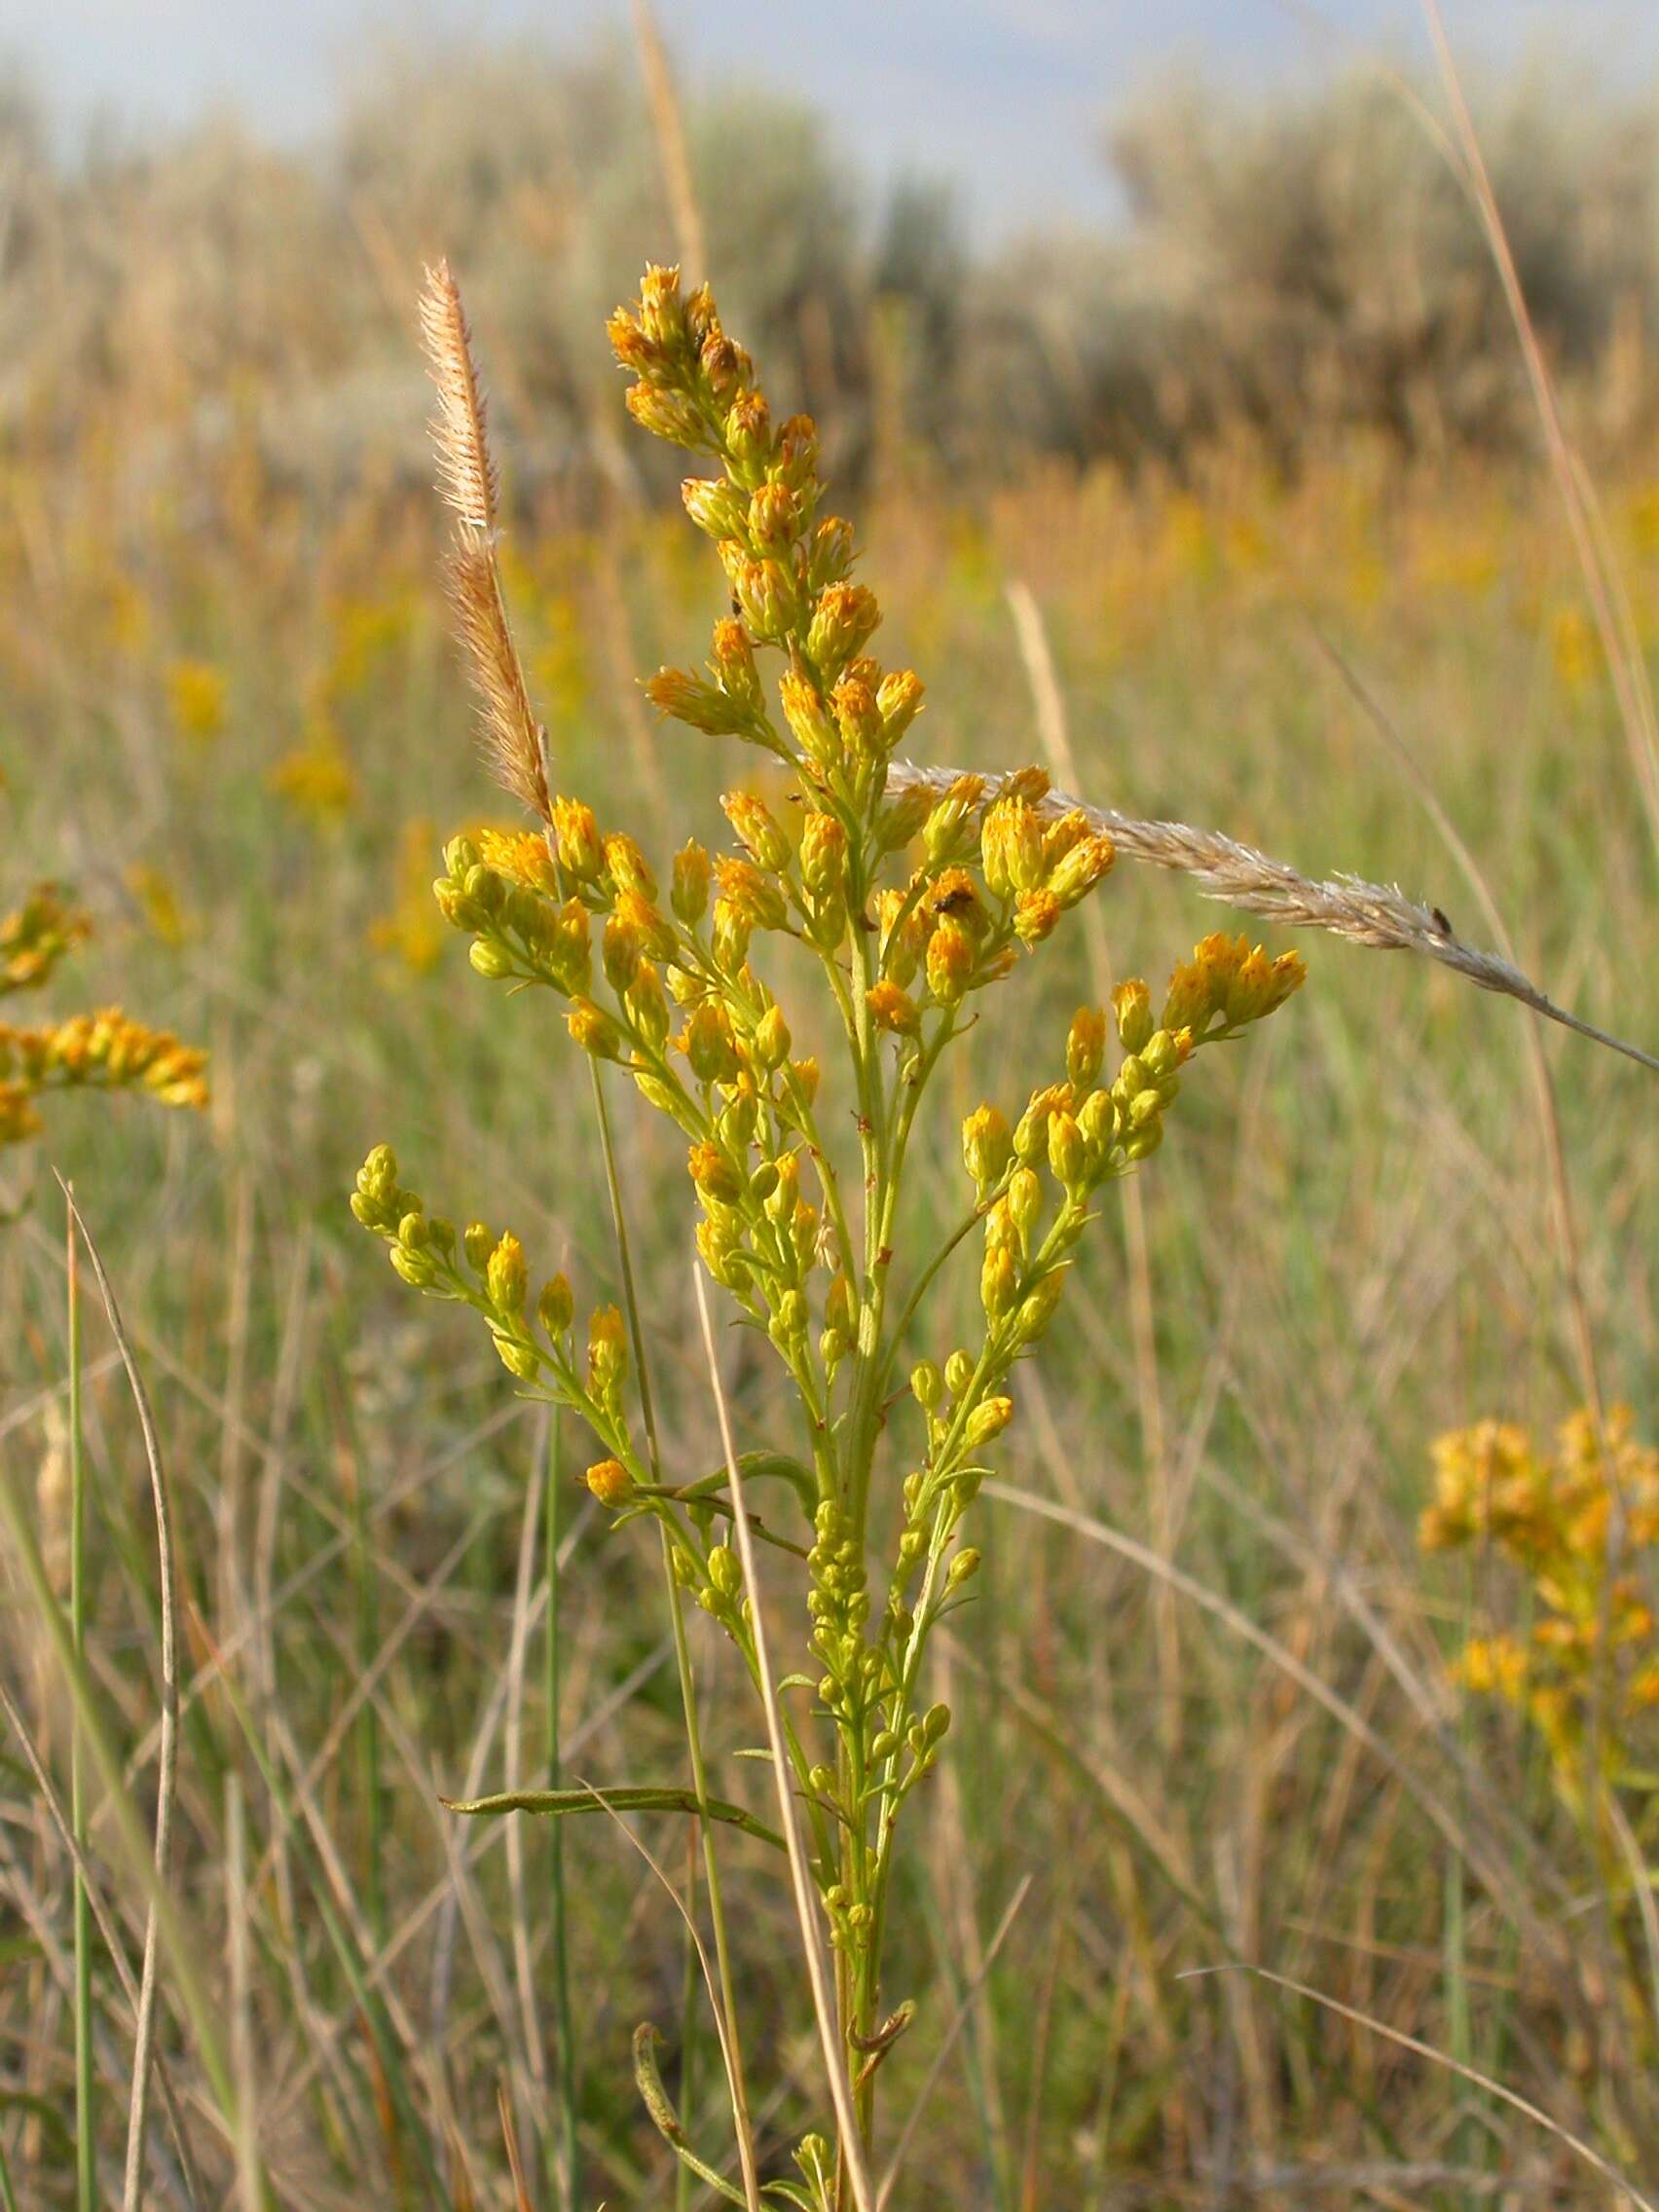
[352,260,1305,2204]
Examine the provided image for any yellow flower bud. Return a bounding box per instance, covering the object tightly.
[567,999,625,1060]
[1013,889,1060,943]
[645,665,746,736]
[682,476,748,541]
[1048,832,1115,907]
[585,1457,634,1508]
[721,790,791,872]
[710,619,764,719]
[911,1360,943,1411]
[603,834,656,903]
[966,1395,1014,1448]
[603,912,644,993]
[800,813,849,905]
[944,1348,975,1397]
[1066,1008,1106,1089]
[923,775,984,866]
[538,1272,574,1339]
[470,939,515,980]
[779,668,840,768]
[672,840,712,923]
[790,1055,822,1106]
[1113,978,1155,1054]
[755,1004,791,1070]
[1008,1166,1042,1242]
[962,1103,1013,1195]
[731,556,795,641]
[688,1142,745,1206]
[714,857,787,933]
[493,1333,541,1381]
[980,1245,1018,1322]
[807,583,881,682]
[627,965,671,1051]
[807,515,856,592]
[866,981,920,1037]
[588,1306,627,1393]
[486,1233,528,1316]
[1048,1111,1086,1191]
[980,796,1046,900]
[552,796,604,882]
[925,915,975,1009]
[832,677,883,763]
[748,481,797,549]
[877,669,925,743]
[682,1001,740,1085]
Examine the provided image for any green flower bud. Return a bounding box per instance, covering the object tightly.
[910,1360,943,1412]
[964,1396,1014,1448]
[537,1272,573,1339]
[469,938,514,980]
[947,1548,981,1588]
[1048,1111,1086,1191]
[1008,1166,1042,1241]
[944,1348,975,1398]
[493,1333,540,1382]
[980,1246,1018,1323]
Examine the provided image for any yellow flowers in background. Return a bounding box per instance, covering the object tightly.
[269,714,356,824]
[1422,1406,1659,1789]
[1549,605,1601,692]
[166,656,228,744]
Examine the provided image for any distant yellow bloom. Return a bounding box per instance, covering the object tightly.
[369,819,447,975]
[127,865,196,947]
[269,719,356,823]
[1549,605,1599,691]
[166,657,227,744]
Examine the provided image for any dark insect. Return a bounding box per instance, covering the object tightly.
[1431,905,1454,937]
[932,885,978,918]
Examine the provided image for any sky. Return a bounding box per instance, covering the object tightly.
[9,1,1659,241]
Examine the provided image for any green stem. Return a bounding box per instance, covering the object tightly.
[545,1415,578,2212]
[584,1056,763,2212]
[67,1197,94,2212]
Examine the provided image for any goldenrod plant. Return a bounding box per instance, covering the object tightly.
[0,881,207,1149]
[354,261,1304,2204]
[1421,1407,1659,1794]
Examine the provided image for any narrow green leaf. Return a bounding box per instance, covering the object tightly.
[441,1783,785,1853]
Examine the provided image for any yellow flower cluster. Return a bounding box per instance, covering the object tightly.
[0,1007,209,1146]
[2,884,92,997]
[1421,1407,1659,1785]
[165,656,228,744]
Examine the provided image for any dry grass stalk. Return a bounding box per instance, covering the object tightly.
[418,263,549,820]
[632,0,708,281]
[886,757,1659,1075]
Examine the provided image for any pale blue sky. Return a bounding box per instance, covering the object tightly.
[9,1,1657,240]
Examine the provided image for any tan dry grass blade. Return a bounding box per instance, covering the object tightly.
[885,757,1659,1075]
[417,262,549,820]
[55,1181,184,2212]
[1181,1963,1657,2212]
[632,0,708,280]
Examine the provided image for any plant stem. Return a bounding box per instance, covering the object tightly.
[544,1414,579,2212]
[584,1056,763,2212]
[68,1191,94,2212]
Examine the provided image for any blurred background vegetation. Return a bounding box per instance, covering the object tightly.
[4,23,1659,2210]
